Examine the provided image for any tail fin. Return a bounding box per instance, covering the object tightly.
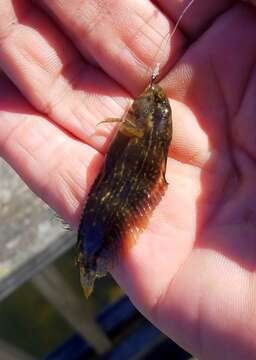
[80,268,96,298]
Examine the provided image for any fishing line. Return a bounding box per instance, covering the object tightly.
[151,0,196,82]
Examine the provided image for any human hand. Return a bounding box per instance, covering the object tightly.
[0,1,256,359]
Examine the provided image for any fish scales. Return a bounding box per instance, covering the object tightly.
[77,83,172,297]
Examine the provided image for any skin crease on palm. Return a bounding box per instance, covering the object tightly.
[0,0,256,358]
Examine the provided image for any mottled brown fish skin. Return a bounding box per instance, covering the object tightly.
[77,83,172,297]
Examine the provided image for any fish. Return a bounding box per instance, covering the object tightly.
[76,80,172,297]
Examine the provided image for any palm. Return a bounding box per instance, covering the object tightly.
[0,1,256,358]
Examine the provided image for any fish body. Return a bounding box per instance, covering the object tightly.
[77,83,172,297]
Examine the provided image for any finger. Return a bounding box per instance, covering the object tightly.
[0,0,129,151]
[162,3,256,146]
[36,0,186,93]
[233,64,256,161]
[154,0,236,39]
[0,73,101,226]
[169,99,210,169]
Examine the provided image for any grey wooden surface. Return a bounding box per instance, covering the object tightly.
[0,159,113,356]
[32,265,111,353]
[0,340,36,360]
[0,159,75,301]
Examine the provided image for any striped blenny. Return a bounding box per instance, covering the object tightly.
[76,80,172,297]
